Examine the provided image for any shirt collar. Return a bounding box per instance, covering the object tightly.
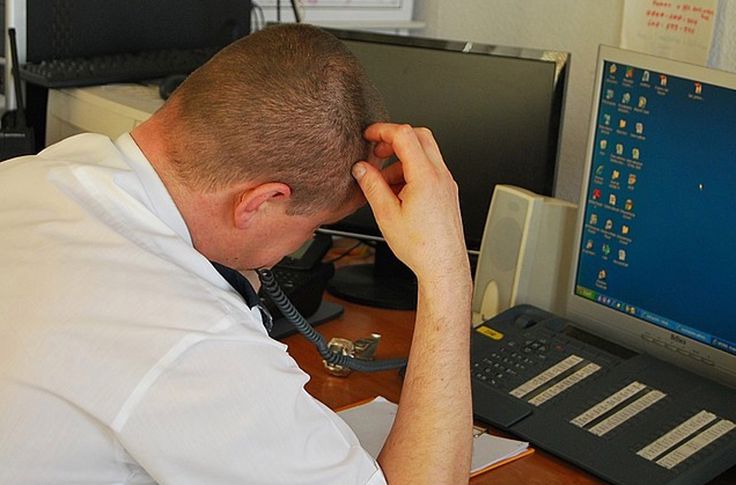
[114,132,193,246]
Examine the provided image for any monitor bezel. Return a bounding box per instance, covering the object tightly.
[566,45,736,388]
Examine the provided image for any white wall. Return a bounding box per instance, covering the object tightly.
[710,0,736,71]
[414,0,735,203]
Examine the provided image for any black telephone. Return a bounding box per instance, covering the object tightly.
[257,234,407,373]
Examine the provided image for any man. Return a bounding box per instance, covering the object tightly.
[0,24,472,484]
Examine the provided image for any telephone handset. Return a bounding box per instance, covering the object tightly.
[260,234,336,328]
[214,236,407,374]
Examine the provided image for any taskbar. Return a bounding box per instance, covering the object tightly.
[575,286,736,356]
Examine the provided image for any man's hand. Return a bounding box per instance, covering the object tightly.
[352,123,469,283]
[352,123,473,484]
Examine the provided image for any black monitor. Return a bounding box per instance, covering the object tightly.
[321,29,569,310]
[24,0,251,62]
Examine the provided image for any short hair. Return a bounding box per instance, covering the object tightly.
[160,23,387,214]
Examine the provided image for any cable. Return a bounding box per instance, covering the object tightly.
[324,240,365,264]
[251,2,265,31]
[8,29,27,128]
[289,0,302,23]
[255,3,266,30]
[257,268,407,372]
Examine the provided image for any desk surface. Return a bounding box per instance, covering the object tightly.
[283,294,736,484]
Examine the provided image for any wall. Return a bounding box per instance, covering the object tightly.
[710,0,736,71]
[414,0,735,203]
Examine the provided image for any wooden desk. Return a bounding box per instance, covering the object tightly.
[283,295,736,484]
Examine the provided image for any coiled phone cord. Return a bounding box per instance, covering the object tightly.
[257,268,407,372]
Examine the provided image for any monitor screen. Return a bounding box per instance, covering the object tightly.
[321,29,568,309]
[568,45,736,387]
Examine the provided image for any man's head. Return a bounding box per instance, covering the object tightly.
[134,24,386,269]
[158,23,386,215]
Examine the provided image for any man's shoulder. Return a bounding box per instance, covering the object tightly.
[37,133,124,166]
[0,133,127,183]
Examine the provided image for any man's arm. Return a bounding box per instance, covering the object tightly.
[352,123,473,484]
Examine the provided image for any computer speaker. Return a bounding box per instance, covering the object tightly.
[472,185,577,325]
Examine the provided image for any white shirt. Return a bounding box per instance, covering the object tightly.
[0,134,386,485]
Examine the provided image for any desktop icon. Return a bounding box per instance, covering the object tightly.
[624,199,634,211]
[605,219,614,231]
[604,114,611,125]
[598,269,607,281]
[619,119,627,129]
[618,249,627,261]
[694,82,703,94]
[635,122,644,134]
[602,244,611,257]
[638,96,647,109]
[590,214,599,225]
[609,194,617,206]
[632,148,640,160]
[626,67,634,78]
[659,74,668,86]
[622,92,631,104]
[642,71,650,82]
[586,239,594,250]
[616,144,624,155]
[628,174,637,186]
[606,89,615,100]
[595,164,605,176]
[612,170,620,180]
[593,188,602,200]
[621,224,630,235]
[600,139,608,150]
[610,64,618,74]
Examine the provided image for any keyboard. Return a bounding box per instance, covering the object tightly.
[19,47,219,89]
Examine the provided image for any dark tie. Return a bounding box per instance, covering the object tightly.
[210,261,273,332]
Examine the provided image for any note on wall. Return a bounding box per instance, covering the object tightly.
[621,0,718,65]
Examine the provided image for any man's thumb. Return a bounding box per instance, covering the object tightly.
[352,162,396,218]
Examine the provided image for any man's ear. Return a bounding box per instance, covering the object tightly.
[233,182,292,229]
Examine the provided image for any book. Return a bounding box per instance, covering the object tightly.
[338,396,534,477]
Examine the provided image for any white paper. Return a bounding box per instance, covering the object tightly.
[338,396,529,474]
[621,0,718,65]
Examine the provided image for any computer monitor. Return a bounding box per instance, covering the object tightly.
[23,0,251,62]
[567,45,736,388]
[321,29,569,310]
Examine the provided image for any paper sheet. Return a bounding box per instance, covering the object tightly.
[338,396,531,476]
[621,0,718,65]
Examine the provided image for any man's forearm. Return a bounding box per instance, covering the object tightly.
[378,272,473,484]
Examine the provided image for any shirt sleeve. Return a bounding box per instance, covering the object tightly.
[115,325,386,485]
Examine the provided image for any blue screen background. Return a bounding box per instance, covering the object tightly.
[576,61,736,354]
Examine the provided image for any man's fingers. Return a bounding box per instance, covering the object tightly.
[373,141,394,160]
[364,124,432,182]
[352,162,399,223]
[381,161,405,186]
[413,127,445,170]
